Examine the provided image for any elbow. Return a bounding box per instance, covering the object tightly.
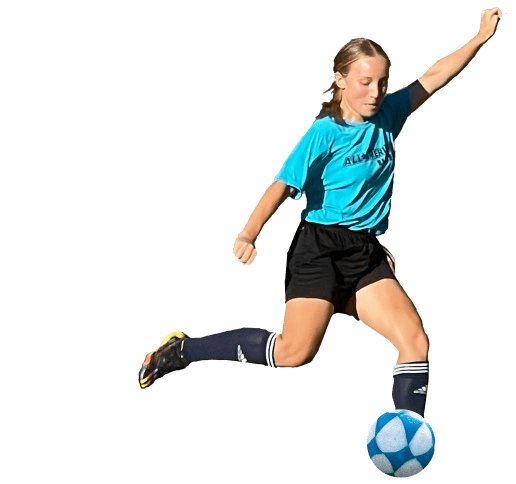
[418,73,442,96]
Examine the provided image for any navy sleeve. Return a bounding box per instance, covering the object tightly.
[381,85,412,139]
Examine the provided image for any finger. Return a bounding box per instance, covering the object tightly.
[245,249,258,265]
[239,244,255,263]
[242,249,256,265]
[234,243,247,259]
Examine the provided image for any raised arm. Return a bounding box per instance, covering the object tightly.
[410,7,502,112]
[233,180,291,265]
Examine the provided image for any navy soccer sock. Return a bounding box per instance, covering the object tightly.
[392,361,429,417]
[182,328,278,367]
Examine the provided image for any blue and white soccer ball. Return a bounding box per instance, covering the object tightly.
[367,410,435,478]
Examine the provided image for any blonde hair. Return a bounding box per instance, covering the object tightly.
[316,38,391,123]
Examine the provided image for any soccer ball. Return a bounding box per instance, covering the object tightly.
[367,410,435,477]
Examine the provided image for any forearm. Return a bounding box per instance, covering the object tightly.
[240,181,290,240]
[418,35,484,95]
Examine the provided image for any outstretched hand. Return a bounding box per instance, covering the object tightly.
[233,232,258,265]
[477,7,502,42]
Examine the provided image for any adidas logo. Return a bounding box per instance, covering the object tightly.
[237,345,247,363]
[413,385,427,395]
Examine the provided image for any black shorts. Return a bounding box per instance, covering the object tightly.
[285,220,397,318]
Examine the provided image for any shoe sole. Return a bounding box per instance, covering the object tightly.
[139,331,188,389]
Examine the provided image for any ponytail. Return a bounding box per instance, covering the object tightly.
[316,81,344,124]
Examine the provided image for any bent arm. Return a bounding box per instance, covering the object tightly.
[239,180,291,241]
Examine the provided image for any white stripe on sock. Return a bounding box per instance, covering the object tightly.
[394,363,428,369]
[393,362,428,368]
[393,362,429,376]
[265,333,272,367]
[271,333,277,368]
[266,332,277,368]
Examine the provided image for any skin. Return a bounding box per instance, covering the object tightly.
[231,8,503,368]
[138,8,503,387]
[334,55,389,123]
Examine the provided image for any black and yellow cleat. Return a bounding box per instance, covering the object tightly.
[138,332,190,389]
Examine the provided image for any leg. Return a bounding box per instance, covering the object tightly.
[274,298,334,367]
[355,279,429,364]
[354,278,430,416]
[139,298,333,388]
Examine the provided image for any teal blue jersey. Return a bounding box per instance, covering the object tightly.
[274,86,412,235]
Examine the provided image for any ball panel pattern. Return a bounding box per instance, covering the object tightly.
[367,410,435,477]
[376,417,407,452]
[394,458,424,478]
[409,423,434,456]
[371,454,394,475]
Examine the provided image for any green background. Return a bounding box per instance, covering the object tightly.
[0,0,516,483]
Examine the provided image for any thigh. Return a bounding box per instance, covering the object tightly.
[354,278,425,348]
[279,298,334,358]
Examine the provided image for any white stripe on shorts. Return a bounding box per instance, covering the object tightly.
[380,244,396,273]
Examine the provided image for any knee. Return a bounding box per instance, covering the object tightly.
[287,353,315,368]
[414,330,430,358]
[274,335,315,368]
[284,354,314,368]
[396,318,429,360]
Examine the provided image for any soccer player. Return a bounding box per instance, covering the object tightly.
[138,8,502,418]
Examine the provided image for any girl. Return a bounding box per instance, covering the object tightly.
[138,8,502,418]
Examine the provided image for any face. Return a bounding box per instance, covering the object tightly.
[335,55,389,122]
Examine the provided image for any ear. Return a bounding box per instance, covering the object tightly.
[334,72,347,90]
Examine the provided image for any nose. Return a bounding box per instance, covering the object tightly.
[370,83,379,100]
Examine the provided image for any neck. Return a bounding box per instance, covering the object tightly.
[339,97,364,123]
